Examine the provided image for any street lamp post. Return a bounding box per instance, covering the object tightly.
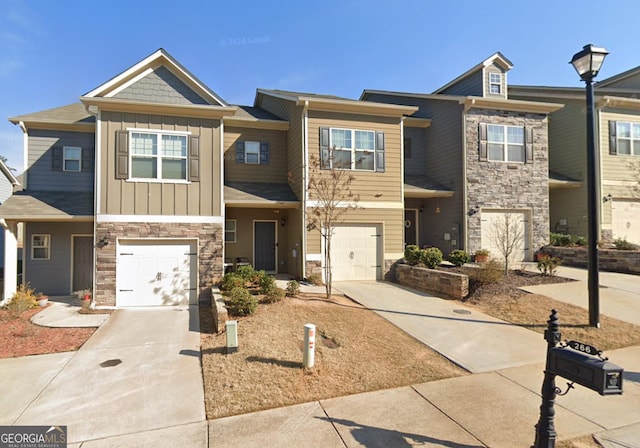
[570,44,609,328]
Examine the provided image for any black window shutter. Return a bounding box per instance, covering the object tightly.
[52,146,63,171]
[525,127,534,163]
[319,127,330,169]
[115,130,129,179]
[189,135,200,182]
[235,141,245,163]
[479,123,488,161]
[609,121,617,155]
[259,142,270,164]
[375,131,385,172]
[82,147,94,172]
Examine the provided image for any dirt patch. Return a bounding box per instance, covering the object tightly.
[200,294,467,419]
[0,306,96,358]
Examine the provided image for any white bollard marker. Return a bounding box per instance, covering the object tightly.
[303,323,316,368]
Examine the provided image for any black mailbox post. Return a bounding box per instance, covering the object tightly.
[533,310,624,448]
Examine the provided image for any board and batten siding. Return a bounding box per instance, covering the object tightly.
[99,111,221,216]
[27,130,95,192]
[307,110,403,203]
[224,126,288,183]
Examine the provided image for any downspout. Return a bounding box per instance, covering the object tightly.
[301,100,309,279]
[84,104,99,300]
[18,121,28,189]
[221,118,226,266]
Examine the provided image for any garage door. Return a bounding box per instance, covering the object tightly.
[612,200,640,244]
[480,210,531,262]
[329,224,381,281]
[116,240,197,306]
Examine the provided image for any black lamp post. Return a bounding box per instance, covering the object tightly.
[570,44,609,328]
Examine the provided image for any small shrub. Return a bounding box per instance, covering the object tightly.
[404,245,422,265]
[306,274,323,286]
[236,265,258,283]
[468,259,503,287]
[286,280,300,297]
[613,238,639,251]
[573,235,588,246]
[226,287,258,316]
[5,284,38,318]
[221,273,244,291]
[263,285,285,304]
[421,247,443,269]
[256,270,275,294]
[537,254,561,276]
[448,250,471,267]
[550,232,587,247]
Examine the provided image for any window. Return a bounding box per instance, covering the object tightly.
[616,122,640,155]
[487,124,524,162]
[225,220,237,243]
[235,141,270,164]
[329,128,377,171]
[130,131,188,180]
[245,142,260,164]
[489,72,502,95]
[32,234,50,260]
[63,146,81,172]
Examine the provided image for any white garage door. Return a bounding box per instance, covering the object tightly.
[329,224,381,281]
[612,200,640,244]
[480,210,531,262]
[116,240,197,307]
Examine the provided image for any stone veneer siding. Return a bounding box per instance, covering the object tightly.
[396,264,469,300]
[95,222,223,306]
[543,246,640,275]
[305,258,400,281]
[465,109,550,257]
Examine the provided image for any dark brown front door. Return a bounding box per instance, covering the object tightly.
[73,236,93,291]
[404,209,418,246]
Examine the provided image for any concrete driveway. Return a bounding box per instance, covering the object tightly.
[0,306,206,446]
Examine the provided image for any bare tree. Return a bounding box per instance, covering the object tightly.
[490,213,524,275]
[306,152,359,299]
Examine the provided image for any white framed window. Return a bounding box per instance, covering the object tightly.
[130,131,188,180]
[489,72,502,95]
[63,146,82,172]
[616,122,640,155]
[32,234,50,260]
[225,220,237,243]
[487,124,524,162]
[329,128,376,171]
[245,142,260,164]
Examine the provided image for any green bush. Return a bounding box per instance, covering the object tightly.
[550,233,587,247]
[226,287,258,316]
[573,235,588,246]
[5,284,38,318]
[221,272,244,291]
[256,270,276,294]
[263,285,285,304]
[613,238,639,251]
[236,265,258,282]
[421,247,443,269]
[306,274,323,286]
[286,280,300,297]
[537,254,561,276]
[448,250,471,267]
[404,244,422,265]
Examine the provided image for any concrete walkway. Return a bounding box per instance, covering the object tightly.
[30,296,109,328]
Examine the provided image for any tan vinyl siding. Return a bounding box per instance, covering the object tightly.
[224,127,288,182]
[100,111,221,216]
[550,188,588,236]
[600,109,640,183]
[305,207,403,255]
[307,110,403,203]
[485,64,507,99]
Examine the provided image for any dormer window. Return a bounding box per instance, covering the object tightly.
[489,73,502,95]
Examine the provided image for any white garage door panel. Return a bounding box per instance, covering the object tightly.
[330,225,381,281]
[612,200,640,244]
[480,210,530,262]
[116,240,197,307]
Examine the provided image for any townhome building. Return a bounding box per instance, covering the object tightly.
[362,53,562,262]
[509,66,640,245]
[0,49,415,306]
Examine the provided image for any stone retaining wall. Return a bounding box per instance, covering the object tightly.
[211,286,228,334]
[543,246,640,275]
[396,264,469,300]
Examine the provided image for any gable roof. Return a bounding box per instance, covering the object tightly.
[9,103,95,131]
[432,52,513,94]
[83,48,229,107]
[0,159,19,187]
[596,64,640,89]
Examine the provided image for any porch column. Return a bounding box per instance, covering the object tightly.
[2,221,18,304]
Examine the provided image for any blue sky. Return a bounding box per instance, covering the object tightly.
[1,0,639,174]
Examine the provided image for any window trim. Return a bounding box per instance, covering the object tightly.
[225,219,237,243]
[487,124,525,163]
[63,146,82,172]
[127,128,191,182]
[616,121,640,156]
[329,127,377,171]
[31,234,51,260]
[244,141,260,165]
[489,72,502,95]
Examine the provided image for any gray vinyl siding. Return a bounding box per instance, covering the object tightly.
[27,130,95,192]
[403,127,427,176]
[438,70,484,97]
[601,73,640,90]
[114,66,208,105]
[484,64,508,99]
[25,221,93,295]
[0,175,13,203]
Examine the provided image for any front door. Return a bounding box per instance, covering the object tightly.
[254,221,276,272]
[404,209,418,246]
[73,236,93,292]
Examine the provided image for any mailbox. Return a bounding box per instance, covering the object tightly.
[548,347,623,396]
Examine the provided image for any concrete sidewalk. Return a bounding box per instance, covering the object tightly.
[30,296,109,328]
